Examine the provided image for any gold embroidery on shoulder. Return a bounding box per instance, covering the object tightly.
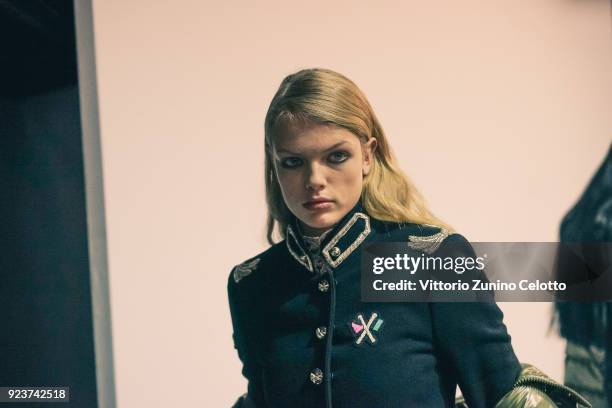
[233,258,260,283]
[407,226,450,254]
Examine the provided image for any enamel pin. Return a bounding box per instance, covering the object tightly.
[349,312,384,346]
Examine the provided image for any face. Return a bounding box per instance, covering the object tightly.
[272,123,377,235]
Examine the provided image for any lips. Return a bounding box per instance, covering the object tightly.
[303,198,334,210]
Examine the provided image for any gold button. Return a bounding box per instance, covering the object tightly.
[315,326,327,339]
[330,247,341,257]
[310,368,324,385]
[318,280,330,292]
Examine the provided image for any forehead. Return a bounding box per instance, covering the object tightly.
[273,123,360,153]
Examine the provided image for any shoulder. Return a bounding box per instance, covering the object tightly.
[227,240,287,289]
[372,219,471,255]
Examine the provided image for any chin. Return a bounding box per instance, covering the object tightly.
[303,211,341,230]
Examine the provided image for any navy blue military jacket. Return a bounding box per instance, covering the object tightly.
[228,202,521,408]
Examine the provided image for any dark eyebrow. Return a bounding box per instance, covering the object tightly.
[277,141,349,155]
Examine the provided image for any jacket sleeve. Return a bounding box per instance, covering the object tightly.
[228,271,266,407]
[429,234,522,408]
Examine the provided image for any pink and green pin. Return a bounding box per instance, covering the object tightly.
[350,312,383,345]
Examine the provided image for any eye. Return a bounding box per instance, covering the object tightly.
[328,151,350,164]
[280,157,303,169]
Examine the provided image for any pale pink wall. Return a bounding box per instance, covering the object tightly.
[91,0,612,406]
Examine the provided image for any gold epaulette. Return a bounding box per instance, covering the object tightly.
[494,363,591,408]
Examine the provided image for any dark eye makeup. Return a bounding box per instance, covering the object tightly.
[328,150,350,163]
[278,150,351,169]
[280,157,303,169]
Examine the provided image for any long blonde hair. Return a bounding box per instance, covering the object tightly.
[264,68,452,244]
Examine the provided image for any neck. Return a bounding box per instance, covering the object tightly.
[299,222,334,238]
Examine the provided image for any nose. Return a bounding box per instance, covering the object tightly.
[305,162,326,192]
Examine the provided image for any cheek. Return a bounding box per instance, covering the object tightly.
[276,171,300,201]
[337,162,363,190]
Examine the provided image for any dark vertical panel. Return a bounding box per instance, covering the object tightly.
[0,87,98,406]
[0,0,101,406]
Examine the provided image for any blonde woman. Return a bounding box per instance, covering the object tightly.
[228,68,589,408]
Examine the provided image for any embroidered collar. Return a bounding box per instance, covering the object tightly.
[301,228,333,253]
[286,201,371,271]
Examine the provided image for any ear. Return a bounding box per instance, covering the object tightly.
[362,138,378,176]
